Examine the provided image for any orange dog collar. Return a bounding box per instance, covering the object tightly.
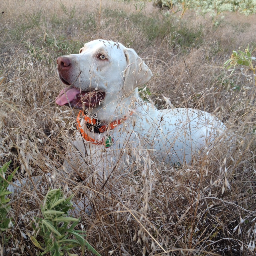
[76,110,133,147]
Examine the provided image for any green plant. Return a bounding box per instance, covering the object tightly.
[224,46,256,86]
[59,1,76,19]
[153,0,256,15]
[139,86,151,101]
[31,189,100,256]
[170,24,203,49]
[25,11,42,27]
[134,1,146,11]
[0,162,17,253]
[0,162,17,232]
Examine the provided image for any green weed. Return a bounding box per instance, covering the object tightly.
[129,13,173,41]
[0,162,17,232]
[103,8,127,20]
[225,46,256,72]
[31,189,101,256]
[25,11,43,27]
[84,13,97,30]
[59,1,76,19]
[44,35,81,54]
[0,162,18,253]
[103,9,203,47]
[170,24,203,50]
[139,86,151,101]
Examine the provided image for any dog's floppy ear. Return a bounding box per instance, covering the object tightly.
[123,47,152,95]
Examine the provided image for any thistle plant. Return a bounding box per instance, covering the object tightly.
[30,189,101,256]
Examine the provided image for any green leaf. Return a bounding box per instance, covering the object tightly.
[49,194,73,213]
[30,235,44,250]
[53,217,79,223]
[42,220,61,236]
[0,162,11,189]
[84,240,101,256]
[43,189,62,211]
[224,59,231,67]
[70,231,86,245]
[0,198,10,204]
[232,51,238,57]
[0,191,12,197]
[71,232,101,256]
[0,161,11,174]
[7,167,18,183]
[53,241,61,256]
[58,239,80,245]
[45,189,61,197]
[51,198,68,209]
[43,210,65,216]
[237,59,250,66]
[0,218,11,230]
[246,50,251,58]
[68,220,80,231]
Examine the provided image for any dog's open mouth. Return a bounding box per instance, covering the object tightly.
[56,86,105,109]
[59,75,71,86]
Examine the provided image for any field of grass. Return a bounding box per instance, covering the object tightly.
[1,0,256,255]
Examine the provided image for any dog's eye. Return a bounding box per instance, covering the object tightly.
[97,54,107,60]
[79,48,83,53]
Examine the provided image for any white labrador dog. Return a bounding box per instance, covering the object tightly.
[56,39,224,178]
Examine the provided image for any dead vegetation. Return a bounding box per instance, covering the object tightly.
[0,0,256,255]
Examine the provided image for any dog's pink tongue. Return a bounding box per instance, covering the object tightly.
[56,87,80,106]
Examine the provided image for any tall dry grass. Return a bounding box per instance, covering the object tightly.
[1,0,256,255]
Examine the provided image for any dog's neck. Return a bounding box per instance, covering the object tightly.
[77,104,134,147]
[78,110,133,135]
[86,88,139,122]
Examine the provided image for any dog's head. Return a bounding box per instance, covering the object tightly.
[55,39,152,110]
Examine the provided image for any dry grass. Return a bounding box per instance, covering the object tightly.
[1,0,256,255]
